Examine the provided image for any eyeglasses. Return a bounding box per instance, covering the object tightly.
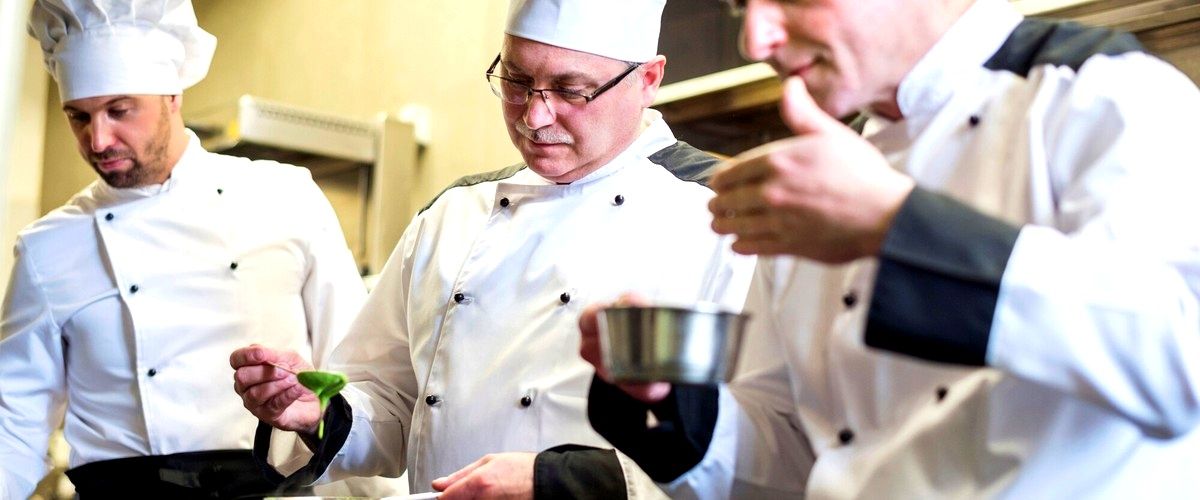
[485,54,641,106]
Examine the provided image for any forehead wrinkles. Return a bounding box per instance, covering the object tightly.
[500,40,629,82]
[501,58,596,83]
[499,56,609,86]
[64,95,136,114]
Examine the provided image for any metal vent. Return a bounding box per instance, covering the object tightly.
[186,95,377,167]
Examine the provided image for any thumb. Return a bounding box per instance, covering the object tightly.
[780,76,837,135]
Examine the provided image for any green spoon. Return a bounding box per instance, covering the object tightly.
[296,370,348,439]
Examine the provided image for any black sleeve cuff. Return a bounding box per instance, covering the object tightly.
[586,375,719,483]
[865,186,1021,366]
[533,445,626,499]
[253,394,354,489]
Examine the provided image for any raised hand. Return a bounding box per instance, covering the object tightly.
[229,345,322,435]
[708,77,915,262]
[579,296,672,403]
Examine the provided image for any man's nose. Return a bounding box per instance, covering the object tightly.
[88,118,116,153]
[523,92,557,131]
[739,1,786,62]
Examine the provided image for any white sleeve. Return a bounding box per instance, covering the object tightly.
[666,258,812,498]
[0,239,66,500]
[699,235,756,313]
[298,178,368,368]
[987,56,1200,438]
[317,218,422,481]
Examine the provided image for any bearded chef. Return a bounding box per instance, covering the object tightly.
[230,0,755,498]
[582,0,1200,497]
[0,1,379,498]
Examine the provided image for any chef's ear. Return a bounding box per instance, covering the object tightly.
[637,55,667,108]
[165,94,183,114]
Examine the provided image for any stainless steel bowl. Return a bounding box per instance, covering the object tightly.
[597,304,749,385]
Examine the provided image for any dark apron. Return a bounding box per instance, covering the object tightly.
[65,449,313,499]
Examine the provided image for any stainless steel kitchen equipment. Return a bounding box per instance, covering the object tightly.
[186,95,419,275]
[598,304,749,385]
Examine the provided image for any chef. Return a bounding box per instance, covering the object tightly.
[0,1,376,498]
[582,0,1200,497]
[230,0,755,497]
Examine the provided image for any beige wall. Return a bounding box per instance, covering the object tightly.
[189,0,521,215]
[3,30,49,302]
[38,82,91,215]
[36,1,523,221]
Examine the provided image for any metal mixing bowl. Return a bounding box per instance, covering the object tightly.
[597,304,749,385]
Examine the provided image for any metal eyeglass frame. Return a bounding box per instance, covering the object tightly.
[485,54,641,105]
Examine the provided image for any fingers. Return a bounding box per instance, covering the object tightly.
[578,302,605,339]
[731,237,794,256]
[710,155,773,193]
[617,381,673,404]
[229,344,277,369]
[232,363,294,395]
[264,383,310,415]
[579,314,604,373]
[613,292,650,307]
[238,371,300,408]
[709,181,770,212]
[711,212,777,239]
[231,345,312,373]
[432,455,490,492]
[581,293,654,381]
[234,364,314,423]
[779,76,839,136]
[578,291,651,337]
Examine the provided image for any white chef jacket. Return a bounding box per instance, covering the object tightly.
[665,0,1200,497]
[312,111,755,491]
[0,131,367,500]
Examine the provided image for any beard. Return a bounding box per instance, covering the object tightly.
[90,101,172,188]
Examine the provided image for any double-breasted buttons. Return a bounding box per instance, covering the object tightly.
[838,428,855,445]
[229,262,239,270]
[968,115,981,128]
[500,197,510,208]
[104,213,114,221]
[936,386,949,402]
[520,394,533,407]
[559,292,571,304]
[129,284,140,294]
[613,194,625,206]
[425,395,442,406]
[217,188,224,195]
[842,291,858,308]
[453,292,466,304]
[147,368,157,377]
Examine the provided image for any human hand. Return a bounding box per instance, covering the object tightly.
[432,452,536,499]
[709,77,914,262]
[579,295,672,403]
[230,345,321,435]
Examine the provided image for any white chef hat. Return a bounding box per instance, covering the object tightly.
[505,0,666,63]
[27,0,217,102]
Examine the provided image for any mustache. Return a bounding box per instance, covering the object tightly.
[515,122,574,145]
[89,148,134,163]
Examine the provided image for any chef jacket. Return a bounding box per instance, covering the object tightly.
[267,110,756,494]
[0,131,367,499]
[589,1,1200,497]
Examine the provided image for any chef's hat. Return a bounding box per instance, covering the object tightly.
[27,0,217,102]
[505,0,666,63]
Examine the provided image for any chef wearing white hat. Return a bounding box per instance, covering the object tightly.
[231,0,754,498]
[0,1,370,498]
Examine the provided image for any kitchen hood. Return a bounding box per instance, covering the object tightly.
[185,95,419,276]
[187,94,376,175]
